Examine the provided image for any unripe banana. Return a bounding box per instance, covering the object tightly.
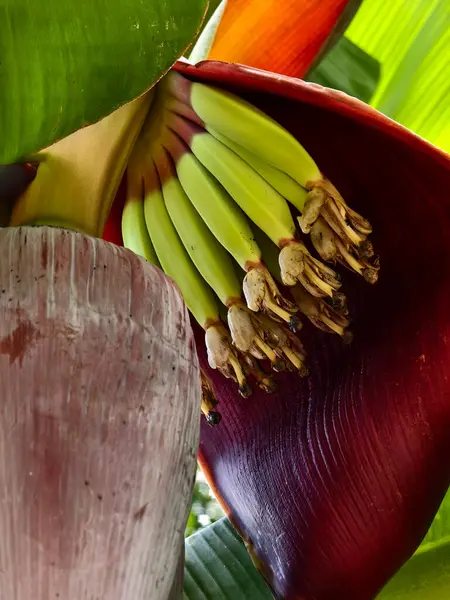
[165,71,378,279]
[126,153,251,397]
[161,126,260,270]
[121,194,160,267]
[160,127,298,325]
[120,70,381,398]
[154,147,242,307]
[143,161,219,330]
[165,70,319,187]
[202,126,308,213]
[165,112,344,301]
[167,112,296,247]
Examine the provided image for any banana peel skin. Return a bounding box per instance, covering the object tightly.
[103,60,450,600]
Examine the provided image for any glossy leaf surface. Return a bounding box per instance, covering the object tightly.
[347,0,450,152]
[184,518,271,599]
[308,37,380,104]
[0,0,207,164]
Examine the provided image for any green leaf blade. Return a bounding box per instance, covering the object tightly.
[0,0,208,163]
[346,0,450,152]
[185,490,450,600]
[184,518,272,600]
[378,539,450,599]
[307,36,381,103]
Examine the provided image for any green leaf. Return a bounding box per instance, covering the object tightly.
[183,518,272,599]
[346,0,450,152]
[184,491,450,600]
[419,490,450,551]
[307,37,381,104]
[0,0,208,164]
[377,490,450,599]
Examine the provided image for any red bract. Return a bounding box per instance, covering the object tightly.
[104,60,450,600]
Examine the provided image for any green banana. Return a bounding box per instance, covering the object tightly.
[154,147,242,307]
[153,148,306,372]
[153,148,312,374]
[126,155,251,397]
[119,70,383,409]
[160,126,299,326]
[143,161,218,331]
[205,126,308,213]
[167,111,296,247]
[121,186,160,267]
[161,126,260,270]
[165,71,378,279]
[165,70,319,188]
[165,113,342,301]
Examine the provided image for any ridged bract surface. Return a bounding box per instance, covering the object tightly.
[104,61,450,600]
[0,226,200,600]
[183,61,450,600]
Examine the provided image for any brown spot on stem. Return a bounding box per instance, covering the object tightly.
[0,320,41,366]
[41,239,48,269]
[134,503,148,522]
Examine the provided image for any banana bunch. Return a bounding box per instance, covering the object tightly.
[122,71,378,425]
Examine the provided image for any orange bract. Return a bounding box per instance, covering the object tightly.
[208,0,350,77]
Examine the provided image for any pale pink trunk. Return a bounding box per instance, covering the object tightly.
[0,227,200,599]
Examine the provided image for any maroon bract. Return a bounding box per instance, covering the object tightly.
[105,60,450,600]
